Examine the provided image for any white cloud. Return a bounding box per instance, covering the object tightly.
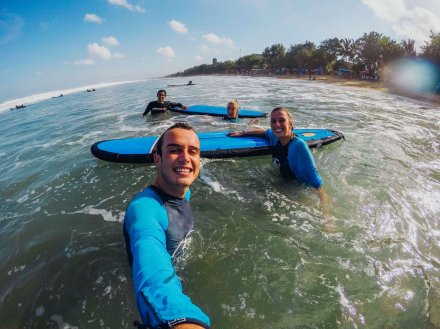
[88,43,113,60]
[112,52,125,59]
[84,13,102,24]
[361,0,440,47]
[194,55,204,61]
[168,20,188,34]
[199,44,210,52]
[157,46,175,58]
[102,36,119,46]
[202,33,234,48]
[360,0,405,21]
[80,42,124,64]
[107,0,145,13]
[75,58,95,66]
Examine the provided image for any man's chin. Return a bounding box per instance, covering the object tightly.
[174,176,195,187]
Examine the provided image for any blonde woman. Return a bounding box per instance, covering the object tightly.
[223,100,240,122]
[223,100,259,125]
[229,107,329,219]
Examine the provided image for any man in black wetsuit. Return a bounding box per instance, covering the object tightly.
[143,89,187,116]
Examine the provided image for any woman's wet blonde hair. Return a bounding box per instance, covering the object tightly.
[271,107,294,128]
[227,100,239,118]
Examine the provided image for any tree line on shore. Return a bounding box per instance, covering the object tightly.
[168,31,440,82]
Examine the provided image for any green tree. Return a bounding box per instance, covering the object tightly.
[262,44,286,70]
[401,39,417,57]
[338,38,352,64]
[319,38,341,72]
[380,36,404,63]
[286,41,317,70]
[219,60,237,73]
[337,38,361,69]
[285,44,300,68]
[236,54,263,71]
[358,31,384,75]
[420,31,440,65]
[168,30,422,80]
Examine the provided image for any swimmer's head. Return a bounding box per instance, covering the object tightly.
[227,100,239,119]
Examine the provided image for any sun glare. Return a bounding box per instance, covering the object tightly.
[387,59,439,93]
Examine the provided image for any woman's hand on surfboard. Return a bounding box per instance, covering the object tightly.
[228,131,244,137]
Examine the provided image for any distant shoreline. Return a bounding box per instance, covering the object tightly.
[184,73,440,106]
[281,74,440,106]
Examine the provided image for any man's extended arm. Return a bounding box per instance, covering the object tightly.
[124,197,210,328]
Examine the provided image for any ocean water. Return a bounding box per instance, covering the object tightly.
[1,76,439,329]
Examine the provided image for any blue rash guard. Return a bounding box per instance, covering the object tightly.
[264,129,323,189]
[222,116,241,123]
[123,185,210,329]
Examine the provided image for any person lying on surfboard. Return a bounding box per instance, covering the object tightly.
[228,107,330,224]
[143,89,188,116]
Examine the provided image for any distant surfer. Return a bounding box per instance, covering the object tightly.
[187,80,194,85]
[123,123,210,329]
[15,104,26,109]
[143,89,187,116]
[229,107,330,225]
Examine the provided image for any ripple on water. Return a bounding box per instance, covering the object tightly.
[1,76,440,328]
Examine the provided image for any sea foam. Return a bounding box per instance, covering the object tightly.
[0,80,145,113]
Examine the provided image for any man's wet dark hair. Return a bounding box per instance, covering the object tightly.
[157,89,167,97]
[155,122,196,156]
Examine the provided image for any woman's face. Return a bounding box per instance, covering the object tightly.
[270,110,293,139]
[227,103,238,118]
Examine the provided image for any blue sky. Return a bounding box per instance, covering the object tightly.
[1,0,440,102]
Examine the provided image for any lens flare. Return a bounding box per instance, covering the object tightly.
[386,59,439,93]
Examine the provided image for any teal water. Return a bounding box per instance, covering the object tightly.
[1,76,439,329]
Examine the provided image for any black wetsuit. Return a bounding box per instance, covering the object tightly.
[143,100,183,116]
[272,141,295,179]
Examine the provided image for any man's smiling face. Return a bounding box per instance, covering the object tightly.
[154,128,200,197]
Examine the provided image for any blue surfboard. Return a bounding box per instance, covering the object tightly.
[91,129,344,164]
[169,105,268,118]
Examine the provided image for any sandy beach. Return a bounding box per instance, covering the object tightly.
[277,74,440,106]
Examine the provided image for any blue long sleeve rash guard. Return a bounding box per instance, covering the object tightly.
[265,129,323,189]
[123,186,210,329]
